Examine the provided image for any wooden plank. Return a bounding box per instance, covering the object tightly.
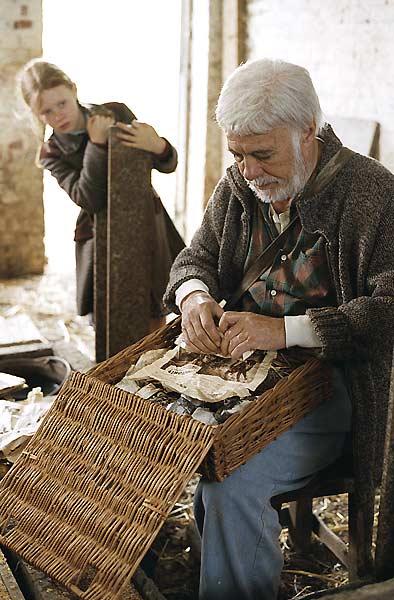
[312,578,394,599]
[288,499,314,553]
[4,551,148,599]
[375,356,394,580]
[0,372,27,397]
[0,548,24,600]
[0,343,53,360]
[95,129,154,362]
[326,115,380,159]
[0,314,52,361]
[0,314,44,348]
[3,550,77,599]
[312,513,350,569]
[106,129,153,358]
[94,210,108,363]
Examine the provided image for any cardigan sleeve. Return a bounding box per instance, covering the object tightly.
[164,176,232,313]
[307,196,394,361]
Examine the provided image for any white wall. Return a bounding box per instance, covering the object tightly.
[247,0,394,169]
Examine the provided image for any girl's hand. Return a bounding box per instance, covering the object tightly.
[87,115,115,144]
[116,121,166,154]
[219,311,286,359]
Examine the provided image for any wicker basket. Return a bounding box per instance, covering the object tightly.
[0,317,330,600]
[88,316,331,481]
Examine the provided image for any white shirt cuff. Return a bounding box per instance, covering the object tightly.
[284,315,322,348]
[175,279,210,309]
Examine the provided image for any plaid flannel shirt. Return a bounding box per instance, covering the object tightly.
[242,201,335,316]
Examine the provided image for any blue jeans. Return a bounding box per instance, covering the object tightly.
[194,367,352,600]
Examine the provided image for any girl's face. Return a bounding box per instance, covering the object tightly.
[37,85,84,133]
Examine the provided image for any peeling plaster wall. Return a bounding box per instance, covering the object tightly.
[0,0,44,277]
[246,0,394,170]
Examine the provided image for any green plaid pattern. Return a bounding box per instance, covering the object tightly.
[242,202,335,316]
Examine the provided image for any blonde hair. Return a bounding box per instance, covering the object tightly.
[18,58,76,115]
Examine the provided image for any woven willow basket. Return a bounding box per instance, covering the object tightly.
[88,316,331,481]
[0,316,331,600]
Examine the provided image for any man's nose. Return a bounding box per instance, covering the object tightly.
[242,156,262,181]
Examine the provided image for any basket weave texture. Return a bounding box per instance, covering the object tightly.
[0,317,330,599]
[0,370,213,599]
[88,317,332,481]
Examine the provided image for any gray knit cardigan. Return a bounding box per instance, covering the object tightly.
[164,125,394,560]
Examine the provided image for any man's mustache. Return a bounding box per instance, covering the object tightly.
[249,175,282,186]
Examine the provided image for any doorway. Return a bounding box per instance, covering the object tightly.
[41,0,182,274]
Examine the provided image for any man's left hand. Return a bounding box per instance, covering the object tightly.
[219,311,286,359]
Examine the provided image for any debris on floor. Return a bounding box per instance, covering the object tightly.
[0,270,95,371]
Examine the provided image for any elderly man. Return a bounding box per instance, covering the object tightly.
[164,58,394,599]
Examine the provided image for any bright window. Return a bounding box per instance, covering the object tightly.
[42,0,181,272]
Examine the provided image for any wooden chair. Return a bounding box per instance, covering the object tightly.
[272,348,394,586]
[271,446,372,582]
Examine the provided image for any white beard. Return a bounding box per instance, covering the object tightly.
[246,133,310,204]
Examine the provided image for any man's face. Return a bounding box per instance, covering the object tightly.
[227,127,313,204]
[37,85,84,133]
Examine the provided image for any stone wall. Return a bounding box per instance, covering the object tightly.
[246,0,394,170]
[0,0,44,277]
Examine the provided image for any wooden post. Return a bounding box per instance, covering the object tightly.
[94,128,154,362]
[375,356,394,580]
[0,549,24,600]
[94,201,107,363]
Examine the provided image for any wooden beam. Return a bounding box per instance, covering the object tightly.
[95,129,153,361]
[106,131,153,358]
[176,0,193,237]
[375,357,394,580]
[0,548,24,600]
[310,578,394,599]
[311,513,350,569]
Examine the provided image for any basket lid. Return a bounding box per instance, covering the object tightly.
[0,370,214,599]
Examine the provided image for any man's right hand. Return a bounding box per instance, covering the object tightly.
[180,291,224,354]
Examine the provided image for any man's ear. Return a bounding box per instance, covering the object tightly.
[301,121,316,146]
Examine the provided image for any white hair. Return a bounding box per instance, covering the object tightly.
[216,58,324,136]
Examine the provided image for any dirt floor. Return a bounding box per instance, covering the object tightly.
[0,268,378,599]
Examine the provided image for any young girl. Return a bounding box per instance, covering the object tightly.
[18,59,184,327]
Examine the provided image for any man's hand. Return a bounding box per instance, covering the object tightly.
[115,121,167,154]
[219,311,286,359]
[87,115,115,144]
[180,291,224,354]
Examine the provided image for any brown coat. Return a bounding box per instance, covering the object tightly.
[39,102,184,315]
